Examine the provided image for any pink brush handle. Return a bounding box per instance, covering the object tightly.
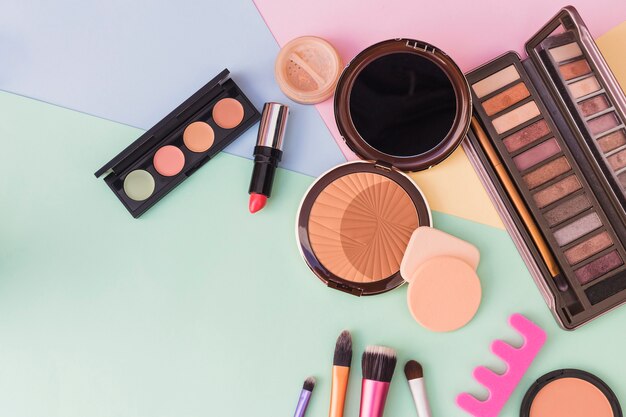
[359,379,390,417]
[456,314,546,417]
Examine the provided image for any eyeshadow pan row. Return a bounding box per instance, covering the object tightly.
[122,97,246,202]
[471,61,626,298]
[549,42,626,192]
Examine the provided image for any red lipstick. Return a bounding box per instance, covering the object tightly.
[248,193,267,213]
[248,102,289,213]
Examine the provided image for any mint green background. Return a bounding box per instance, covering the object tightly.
[1,90,625,416]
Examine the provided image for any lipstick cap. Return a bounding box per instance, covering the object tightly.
[256,102,290,150]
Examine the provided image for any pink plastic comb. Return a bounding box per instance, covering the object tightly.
[456,314,546,417]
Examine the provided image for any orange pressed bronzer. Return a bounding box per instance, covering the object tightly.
[521,370,621,417]
[308,172,419,283]
[530,378,613,417]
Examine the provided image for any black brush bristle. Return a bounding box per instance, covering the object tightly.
[303,376,316,392]
[333,330,353,367]
[404,360,423,380]
[361,345,397,382]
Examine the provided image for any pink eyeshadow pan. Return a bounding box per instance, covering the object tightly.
[153,145,185,177]
[553,212,602,246]
[503,119,551,153]
[579,95,610,117]
[618,171,626,188]
[575,250,623,285]
[607,149,626,171]
[513,138,561,171]
[588,112,619,136]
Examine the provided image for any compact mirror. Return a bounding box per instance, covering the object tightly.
[334,39,471,172]
[349,52,457,157]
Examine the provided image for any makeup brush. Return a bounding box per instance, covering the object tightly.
[294,377,316,417]
[359,345,397,417]
[404,360,432,417]
[329,330,352,417]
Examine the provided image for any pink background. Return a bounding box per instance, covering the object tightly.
[254,0,626,158]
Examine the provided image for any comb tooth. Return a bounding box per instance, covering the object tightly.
[456,393,491,417]
[509,313,547,346]
[491,340,517,363]
[473,366,501,388]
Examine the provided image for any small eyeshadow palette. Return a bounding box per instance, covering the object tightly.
[95,69,260,217]
[464,7,626,329]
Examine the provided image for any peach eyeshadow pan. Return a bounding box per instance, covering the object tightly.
[523,156,571,190]
[213,98,245,129]
[183,121,215,152]
[597,130,626,153]
[559,59,591,80]
[482,82,530,116]
[307,172,419,283]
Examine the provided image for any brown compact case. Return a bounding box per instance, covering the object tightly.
[296,38,472,295]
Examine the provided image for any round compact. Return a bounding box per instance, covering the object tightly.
[297,162,431,295]
[335,38,471,171]
[296,39,472,296]
[521,369,622,417]
[275,36,342,104]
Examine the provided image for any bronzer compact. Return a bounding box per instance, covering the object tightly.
[464,7,626,328]
[95,69,260,217]
[296,39,479,330]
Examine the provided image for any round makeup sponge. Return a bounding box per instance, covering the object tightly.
[406,256,481,332]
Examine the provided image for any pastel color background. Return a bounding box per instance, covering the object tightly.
[0,1,625,417]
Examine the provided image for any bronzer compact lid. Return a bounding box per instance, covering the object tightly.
[334,38,472,171]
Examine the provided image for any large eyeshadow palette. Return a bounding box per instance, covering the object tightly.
[95,69,260,217]
[464,7,626,329]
